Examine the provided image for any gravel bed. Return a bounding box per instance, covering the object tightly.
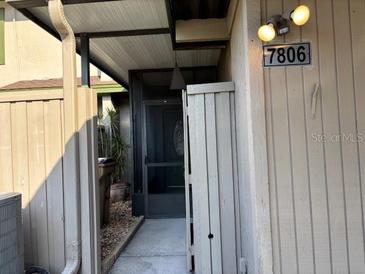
[101,200,139,260]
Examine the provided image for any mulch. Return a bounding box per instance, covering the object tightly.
[100,200,139,260]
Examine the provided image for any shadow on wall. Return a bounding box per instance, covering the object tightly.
[0,98,99,274]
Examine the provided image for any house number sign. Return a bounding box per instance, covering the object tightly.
[263,42,311,67]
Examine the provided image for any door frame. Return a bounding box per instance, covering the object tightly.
[141,99,183,218]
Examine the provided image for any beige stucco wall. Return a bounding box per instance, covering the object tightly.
[0,2,105,87]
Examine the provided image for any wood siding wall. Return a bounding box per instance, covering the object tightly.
[0,94,65,273]
[263,0,365,273]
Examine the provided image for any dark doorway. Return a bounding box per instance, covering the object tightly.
[129,67,217,217]
[143,101,185,217]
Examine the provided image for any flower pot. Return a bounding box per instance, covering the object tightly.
[110,182,128,203]
[98,158,116,226]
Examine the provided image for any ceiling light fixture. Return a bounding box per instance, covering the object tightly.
[170,51,186,90]
[258,4,310,42]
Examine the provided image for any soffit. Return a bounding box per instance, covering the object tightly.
[11,0,222,86]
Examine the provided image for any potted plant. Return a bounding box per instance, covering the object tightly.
[98,108,127,225]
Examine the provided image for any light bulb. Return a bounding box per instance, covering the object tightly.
[291,5,310,26]
[258,23,276,42]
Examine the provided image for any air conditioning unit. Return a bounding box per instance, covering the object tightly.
[0,193,23,274]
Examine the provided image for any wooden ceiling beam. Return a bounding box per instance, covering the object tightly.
[174,41,226,50]
[75,28,170,39]
[175,18,229,43]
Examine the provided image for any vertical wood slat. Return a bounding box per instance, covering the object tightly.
[44,100,65,273]
[317,0,349,272]
[205,93,223,274]
[182,91,193,272]
[27,101,50,269]
[215,92,238,273]
[0,103,14,193]
[260,4,281,273]
[262,2,283,273]
[188,95,203,274]
[350,1,365,271]
[301,1,332,273]
[10,102,33,266]
[283,0,315,273]
[191,94,212,274]
[264,65,282,274]
[229,92,241,270]
[270,51,298,274]
[267,0,298,273]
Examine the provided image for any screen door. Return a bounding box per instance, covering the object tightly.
[142,101,185,218]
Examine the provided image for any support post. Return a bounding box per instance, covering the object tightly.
[80,33,90,87]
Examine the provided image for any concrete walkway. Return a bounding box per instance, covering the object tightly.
[108,218,187,274]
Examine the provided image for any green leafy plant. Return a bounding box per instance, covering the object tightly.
[98,108,127,181]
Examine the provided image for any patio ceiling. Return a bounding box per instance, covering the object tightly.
[29,0,169,33]
[87,35,220,83]
[7,0,228,88]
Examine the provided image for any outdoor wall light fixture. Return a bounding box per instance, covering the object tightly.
[258,5,310,42]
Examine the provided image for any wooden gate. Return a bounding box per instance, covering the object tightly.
[184,82,240,274]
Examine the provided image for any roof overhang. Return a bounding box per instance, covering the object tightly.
[6,0,123,9]
[6,0,235,88]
